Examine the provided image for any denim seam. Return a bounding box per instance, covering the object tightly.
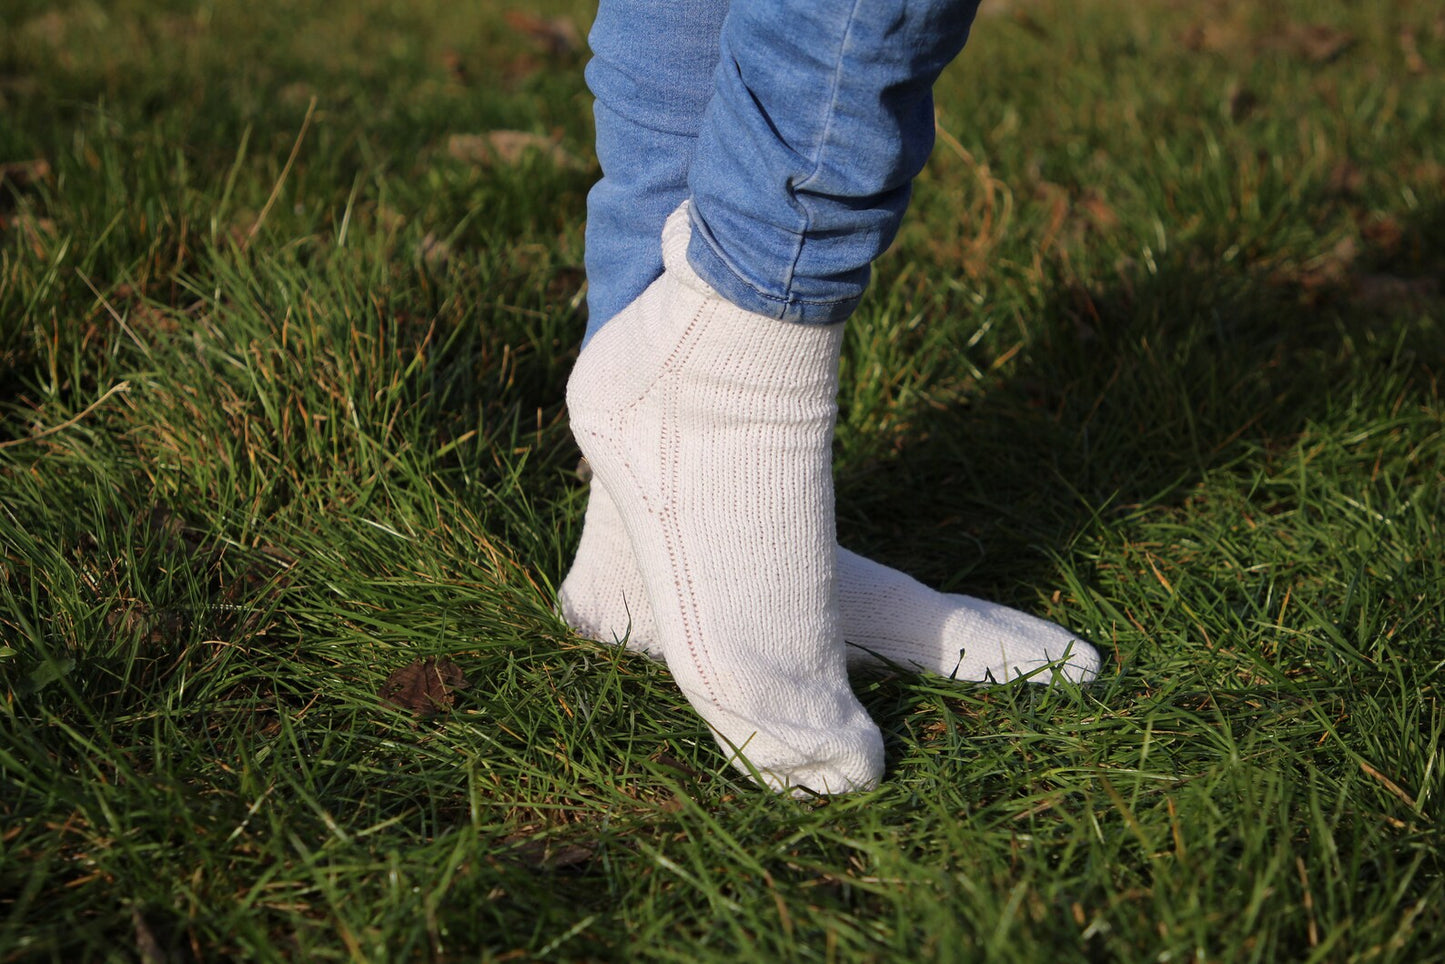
[691,215,852,308]
[781,0,866,302]
[688,227,859,323]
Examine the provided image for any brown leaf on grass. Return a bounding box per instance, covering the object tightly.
[649,748,702,780]
[505,836,596,871]
[447,131,584,170]
[541,843,594,869]
[503,10,582,57]
[380,657,469,717]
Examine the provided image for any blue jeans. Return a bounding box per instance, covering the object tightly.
[584,0,982,343]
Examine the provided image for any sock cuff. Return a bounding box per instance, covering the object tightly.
[661,199,718,300]
[660,200,845,386]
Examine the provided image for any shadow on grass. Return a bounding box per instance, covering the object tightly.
[832,200,1444,768]
[834,200,1444,610]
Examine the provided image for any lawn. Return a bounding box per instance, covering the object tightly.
[2,0,1442,960]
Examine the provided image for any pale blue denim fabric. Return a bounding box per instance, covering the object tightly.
[584,0,726,338]
[584,0,981,343]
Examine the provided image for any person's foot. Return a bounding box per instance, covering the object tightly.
[565,202,883,794]
[561,481,1101,684]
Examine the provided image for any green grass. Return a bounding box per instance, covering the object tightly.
[2,0,1443,960]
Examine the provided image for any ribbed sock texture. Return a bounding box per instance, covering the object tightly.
[565,202,884,794]
[561,484,1101,684]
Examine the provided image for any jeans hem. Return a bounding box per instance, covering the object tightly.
[685,215,861,326]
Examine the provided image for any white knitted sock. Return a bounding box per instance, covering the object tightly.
[565,202,883,794]
[558,476,662,658]
[561,486,1101,684]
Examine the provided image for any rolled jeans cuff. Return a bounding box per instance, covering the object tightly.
[686,207,866,326]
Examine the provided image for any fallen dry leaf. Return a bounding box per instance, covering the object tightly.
[380,657,469,717]
[505,836,596,871]
[447,131,584,170]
